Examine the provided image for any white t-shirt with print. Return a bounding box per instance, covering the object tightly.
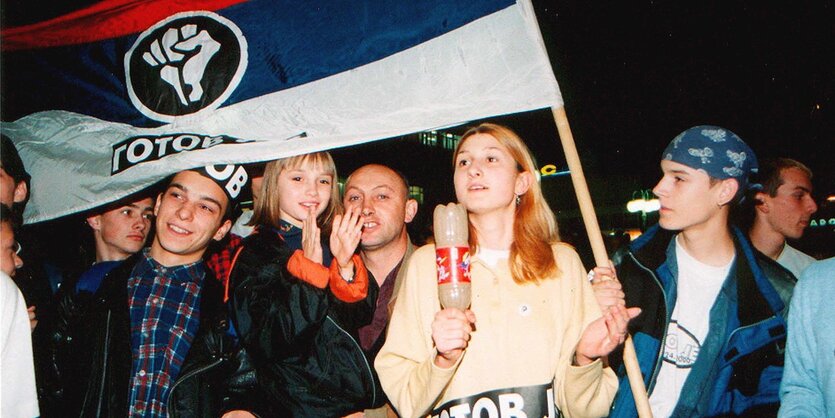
[649,236,733,417]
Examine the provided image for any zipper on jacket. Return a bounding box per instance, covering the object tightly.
[165,357,224,418]
[325,315,377,407]
[626,251,669,394]
[96,310,111,417]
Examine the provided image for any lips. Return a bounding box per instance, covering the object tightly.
[167,223,191,236]
[126,234,145,241]
[467,183,487,191]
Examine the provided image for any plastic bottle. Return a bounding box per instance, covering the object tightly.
[434,203,471,310]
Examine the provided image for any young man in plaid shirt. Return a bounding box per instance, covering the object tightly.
[44,165,254,417]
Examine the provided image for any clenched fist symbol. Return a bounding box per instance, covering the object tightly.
[142,24,220,105]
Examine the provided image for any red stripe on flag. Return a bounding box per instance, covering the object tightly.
[1,0,248,51]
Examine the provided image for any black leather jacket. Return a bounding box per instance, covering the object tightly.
[41,253,258,417]
[229,229,379,417]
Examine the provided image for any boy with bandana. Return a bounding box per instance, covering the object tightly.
[593,126,796,417]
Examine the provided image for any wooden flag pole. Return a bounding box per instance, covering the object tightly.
[551,106,653,418]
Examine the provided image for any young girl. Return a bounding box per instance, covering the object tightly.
[375,124,639,418]
[226,152,377,417]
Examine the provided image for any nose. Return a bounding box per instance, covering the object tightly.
[467,161,482,178]
[132,215,146,231]
[305,181,319,197]
[652,178,667,198]
[805,196,818,215]
[176,204,194,220]
[361,203,373,217]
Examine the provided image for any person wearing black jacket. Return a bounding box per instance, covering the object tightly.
[41,165,255,417]
[224,153,376,418]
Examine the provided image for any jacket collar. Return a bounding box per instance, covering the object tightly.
[629,224,784,326]
[388,237,415,313]
[94,252,225,320]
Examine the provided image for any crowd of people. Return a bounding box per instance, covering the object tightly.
[0,122,831,417]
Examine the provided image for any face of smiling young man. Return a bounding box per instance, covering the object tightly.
[150,171,232,267]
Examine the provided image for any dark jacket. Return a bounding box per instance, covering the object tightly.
[42,253,256,418]
[608,225,796,418]
[229,229,379,417]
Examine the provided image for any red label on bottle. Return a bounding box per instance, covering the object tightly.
[436,246,471,285]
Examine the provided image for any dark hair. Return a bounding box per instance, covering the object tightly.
[0,203,20,230]
[732,158,813,231]
[0,134,30,183]
[162,171,237,221]
[754,158,813,197]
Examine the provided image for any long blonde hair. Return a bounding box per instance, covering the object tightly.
[249,152,341,230]
[454,123,560,284]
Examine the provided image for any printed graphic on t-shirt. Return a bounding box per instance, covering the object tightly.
[661,320,700,367]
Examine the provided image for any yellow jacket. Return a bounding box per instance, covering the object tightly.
[375,243,617,418]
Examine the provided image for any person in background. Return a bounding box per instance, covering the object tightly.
[206,161,264,286]
[748,158,818,278]
[376,123,635,418]
[70,194,155,294]
[594,126,796,417]
[1,133,48,331]
[0,202,39,417]
[342,164,418,418]
[778,256,835,417]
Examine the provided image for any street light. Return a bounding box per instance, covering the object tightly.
[627,189,659,231]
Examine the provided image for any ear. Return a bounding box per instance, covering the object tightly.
[514,171,534,197]
[212,219,232,242]
[716,178,739,206]
[403,199,418,224]
[753,191,769,213]
[153,193,163,216]
[13,181,28,203]
[86,215,102,231]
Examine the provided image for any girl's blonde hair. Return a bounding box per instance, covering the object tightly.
[454,123,560,284]
[249,152,342,230]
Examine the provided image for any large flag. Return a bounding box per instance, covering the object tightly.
[1,0,561,223]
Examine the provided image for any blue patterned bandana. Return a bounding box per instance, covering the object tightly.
[662,125,758,199]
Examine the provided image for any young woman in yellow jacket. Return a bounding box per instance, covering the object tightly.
[376,123,640,418]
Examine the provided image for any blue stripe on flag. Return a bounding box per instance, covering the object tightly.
[1,0,514,126]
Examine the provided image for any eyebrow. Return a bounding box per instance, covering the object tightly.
[126,202,154,210]
[168,183,224,210]
[665,168,691,176]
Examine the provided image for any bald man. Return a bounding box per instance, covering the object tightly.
[343,164,418,418]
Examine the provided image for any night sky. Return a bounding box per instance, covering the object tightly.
[535,0,832,191]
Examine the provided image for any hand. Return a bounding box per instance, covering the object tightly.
[302,207,323,264]
[142,25,221,105]
[329,206,363,270]
[589,262,625,313]
[221,411,256,418]
[574,305,641,366]
[27,305,38,331]
[342,413,365,418]
[432,308,476,368]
